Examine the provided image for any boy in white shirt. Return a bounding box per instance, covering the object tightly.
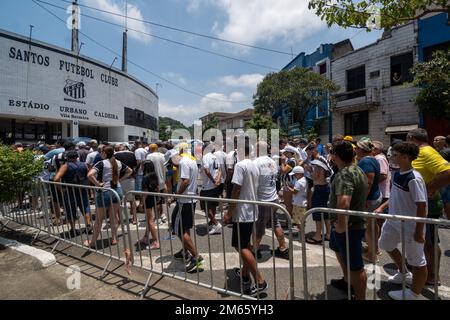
[288,166,308,240]
[376,142,428,300]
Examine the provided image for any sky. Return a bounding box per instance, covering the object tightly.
[0,0,384,126]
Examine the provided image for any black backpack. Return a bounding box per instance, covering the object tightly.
[64,162,88,185]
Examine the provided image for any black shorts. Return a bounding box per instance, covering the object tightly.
[426,224,440,245]
[232,222,254,250]
[49,184,63,204]
[171,202,196,238]
[200,187,221,211]
[144,194,157,209]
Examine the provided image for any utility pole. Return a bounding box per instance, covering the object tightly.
[71,0,79,53]
[122,0,128,72]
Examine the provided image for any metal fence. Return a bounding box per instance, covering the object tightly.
[0,179,295,300]
[300,207,450,300]
[123,190,295,300]
[0,179,133,280]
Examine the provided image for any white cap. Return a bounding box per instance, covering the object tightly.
[281,145,299,155]
[310,159,331,172]
[289,166,304,175]
[77,141,86,147]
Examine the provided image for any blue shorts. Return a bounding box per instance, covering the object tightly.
[135,175,143,191]
[311,185,330,221]
[441,185,450,204]
[63,189,91,221]
[329,228,365,271]
[95,187,123,208]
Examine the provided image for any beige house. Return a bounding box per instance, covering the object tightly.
[200,108,254,133]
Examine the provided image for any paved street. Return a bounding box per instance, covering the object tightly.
[3,201,450,300]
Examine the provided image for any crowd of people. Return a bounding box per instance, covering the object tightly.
[10,129,450,299]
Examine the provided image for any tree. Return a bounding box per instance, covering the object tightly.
[253,67,339,136]
[308,0,450,30]
[0,145,44,203]
[245,113,277,131]
[203,114,219,132]
[410,49,450,119]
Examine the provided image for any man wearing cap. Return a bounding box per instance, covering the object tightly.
[305,142,333,244]
[77,141,90,163]
[288,165,308,240]
[407,128,450,285]
[170,144,203,273]
[134,140,148,212]
[355,138,382,263]
[147,143,168,224]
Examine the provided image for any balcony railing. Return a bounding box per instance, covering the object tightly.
[332,87,380,111]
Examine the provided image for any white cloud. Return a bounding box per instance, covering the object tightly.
[219,74,264,88]
[160,91,249,126]
[162,72,187,85]
[188,0,325,46]
[84,0,151,44]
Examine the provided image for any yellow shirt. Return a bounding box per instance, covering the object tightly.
[412,146,450,184]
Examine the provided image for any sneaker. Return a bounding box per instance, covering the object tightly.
[273,247,290,260]
[233,268,251,285]
[388,271,413,285]
[330,278,354,294]
[208,223,222,235]
[186,256,204,273]
[160,215,168,223]
[149,241,160,250]
[244,281,268,297]
[174,249,191,261]
[388,288,426,300]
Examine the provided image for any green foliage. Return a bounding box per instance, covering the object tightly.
[308,0,450,30]
[159,116,189,141]
[411,50,450,119]
[305,127,318,142]
[0,145,44,203]
[253,67,339,135]
[203,114,219,133]
[245,113,277,131]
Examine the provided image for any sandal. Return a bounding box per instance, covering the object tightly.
[305,236,323,245]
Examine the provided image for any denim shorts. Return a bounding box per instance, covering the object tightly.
[329,228,365,271]
[95,187,123,208]
[135,175,143,192]
[441,185,450,204]
[63,189,90,221]
[311,185,330,221]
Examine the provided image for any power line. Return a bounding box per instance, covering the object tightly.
[57,0,295,56]
[35,0,278,71]
[31,0,253,104]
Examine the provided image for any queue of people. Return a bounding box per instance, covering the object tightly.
[12,129,450,299]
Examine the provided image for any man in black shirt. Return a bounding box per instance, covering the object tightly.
[114,143,138,224]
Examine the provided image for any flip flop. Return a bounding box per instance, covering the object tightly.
[305,236,323,245]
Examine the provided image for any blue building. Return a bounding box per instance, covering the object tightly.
[417,12,450,138]
[273,40,353,141]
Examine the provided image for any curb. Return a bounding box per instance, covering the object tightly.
[0,236,56,268]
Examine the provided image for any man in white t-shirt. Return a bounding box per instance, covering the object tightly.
[253,141,289,260]
[373,141,391,204]
[147,143,168,223]
[85,140,99,169]
[200,143,222,235]
[170,146,203,273]
[225,138,239,199]
[376,142,428,300]
[225,138,267,297]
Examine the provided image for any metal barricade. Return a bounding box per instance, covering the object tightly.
[123,190,295,300]
[0,179,133,280]
[300,207,450,300]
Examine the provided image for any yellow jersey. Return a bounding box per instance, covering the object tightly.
[412,146,450,184]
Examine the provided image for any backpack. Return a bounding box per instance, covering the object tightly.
[93,152,102,165]
[63,162,88,185]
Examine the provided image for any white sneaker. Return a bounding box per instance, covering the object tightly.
[208,223,222,235]
[388,288,426,300]
[388,271,413,285]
